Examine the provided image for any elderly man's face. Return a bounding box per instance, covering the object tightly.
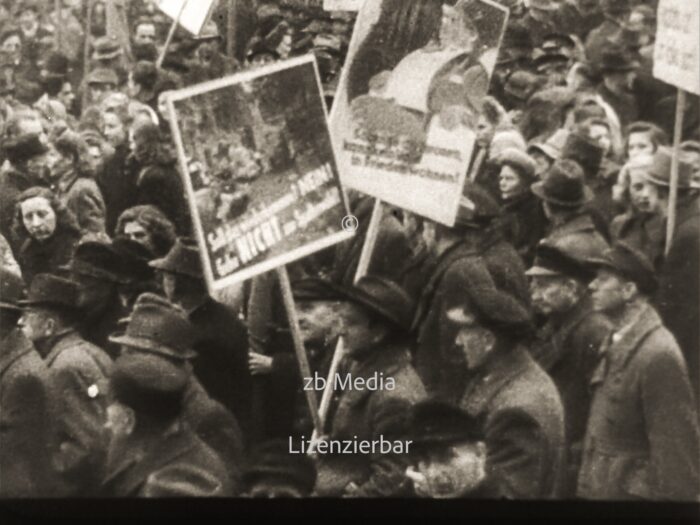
[529,275,580,316]
[296,300,344,347]
[19,307,55,343]
[408,442,487,498]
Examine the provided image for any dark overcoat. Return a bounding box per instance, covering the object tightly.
[460,345,566,499]
[314,344,426,497]
[530,297,612,497]
[577,304,700,501]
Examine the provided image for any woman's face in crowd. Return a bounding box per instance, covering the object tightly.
[475,116,495,148]
[589,124,612,157]
[530,151,553,178]
[103,112,127,148]
[1,35,21,57]
[58,81,76,112]
[21,196,57,242]
[123,220,154,251]
[277,33,293,59]
[498,165,524,200]
[627,131,654,159]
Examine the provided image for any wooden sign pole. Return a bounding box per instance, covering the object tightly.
[156,0,188,70]
[665,88,686,256]
[276,266,323,434]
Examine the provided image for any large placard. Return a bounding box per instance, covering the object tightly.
[653,0,700,95]
[330,0,508,226]
[166,56,353,292]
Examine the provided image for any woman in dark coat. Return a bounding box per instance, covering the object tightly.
[12,186,80,283]
[130,121,191,236]
[497,148,547,266]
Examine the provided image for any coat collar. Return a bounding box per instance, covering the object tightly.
[460,345,532,417]
[101,422,196,497]
[532,297,597,371]
[552,213,596,236]
[0,328,37,377]
[607,302,662,372]
[44,330,86,367]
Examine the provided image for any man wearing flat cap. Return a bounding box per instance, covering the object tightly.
[533,159,610,261]
[446,272,565,499]
[403,400,487,498]
[17,272,112,496]
[413,184,530,403]
[100,352,232,497]
[640,148,700,414]
[108,292,245,492]
[313,275,426,497]
[578,242,700,501]
[150,237,252,442]
[527,242,612,497]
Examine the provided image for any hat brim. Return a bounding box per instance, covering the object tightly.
[108,334,198,360]
[0,302,22,312]
[340,288,409,332]
[93,50,123,61]
[17,299,79,310]
[148,260,202,280]
[531,182,594,207]
[525,265,561,277]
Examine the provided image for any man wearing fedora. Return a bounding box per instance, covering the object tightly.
[0,267,54,497]
[90,35,128,86]
[532,158,610,261]
[108,292,245,492]
[100,351,233,497]
[578,242,700,501]
[313,275,426,497]
[18,272,113,496]
[526,242,612,498]
[446,273,566,499]
[150,237,252,441]
[68,241,130,359]
[412,184,530,404]
[595,47,639,129]
[642,148,700,412]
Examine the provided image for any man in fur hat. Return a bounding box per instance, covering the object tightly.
[447,270,565,499]
[412,184,530,403]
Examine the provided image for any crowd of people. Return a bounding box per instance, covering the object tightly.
[0,0,699,501]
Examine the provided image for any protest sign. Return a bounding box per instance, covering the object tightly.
[155,0,217,36]
[330,0,508,226]
[324,0,363,11]
[653,0,700,96]
[166,56,353,292]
